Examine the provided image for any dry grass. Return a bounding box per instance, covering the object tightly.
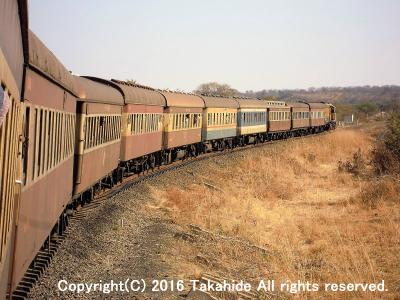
[151,127,400,299]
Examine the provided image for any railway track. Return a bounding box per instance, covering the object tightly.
[11,131,328,300]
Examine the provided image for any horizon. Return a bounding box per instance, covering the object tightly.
[30,0,400,92]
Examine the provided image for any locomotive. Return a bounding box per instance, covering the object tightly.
[0,1,336,298]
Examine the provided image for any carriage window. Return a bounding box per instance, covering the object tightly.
[22,107,30,184]
[134,114,138,133]
[32,108,39,180]
[185,114,190,128]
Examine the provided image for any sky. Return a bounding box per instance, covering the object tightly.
[29,0,400,92]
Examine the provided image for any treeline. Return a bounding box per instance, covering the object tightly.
[241,85,400,108]
[244,86,400,120]
[195,82,400,121]
[195,83,400,106]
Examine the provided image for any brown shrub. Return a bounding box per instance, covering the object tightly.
[355,179,400,209]
[338,149,366,175]
[371,141,400,176]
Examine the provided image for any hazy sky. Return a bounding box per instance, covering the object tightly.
[30,0,400,92]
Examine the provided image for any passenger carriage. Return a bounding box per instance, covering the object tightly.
[13,30,77,291]
[308,102,331,133]
[235,98,269,144]
[111,79,166,173]
[199,95,238,150]
[0,0,27,297]
[267,101,291,139]
[288,102,310,136]
[73,76,124,201]
[159,91,204,161]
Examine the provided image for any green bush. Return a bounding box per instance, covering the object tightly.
[371,112,400,175]
[384,112,400,160]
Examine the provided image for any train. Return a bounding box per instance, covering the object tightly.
[0,1,336,298]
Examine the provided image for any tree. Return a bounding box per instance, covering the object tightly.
[263,95,278,101]
[356,102,378,117]
[194,82,238,97]
[335,103,356,121]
